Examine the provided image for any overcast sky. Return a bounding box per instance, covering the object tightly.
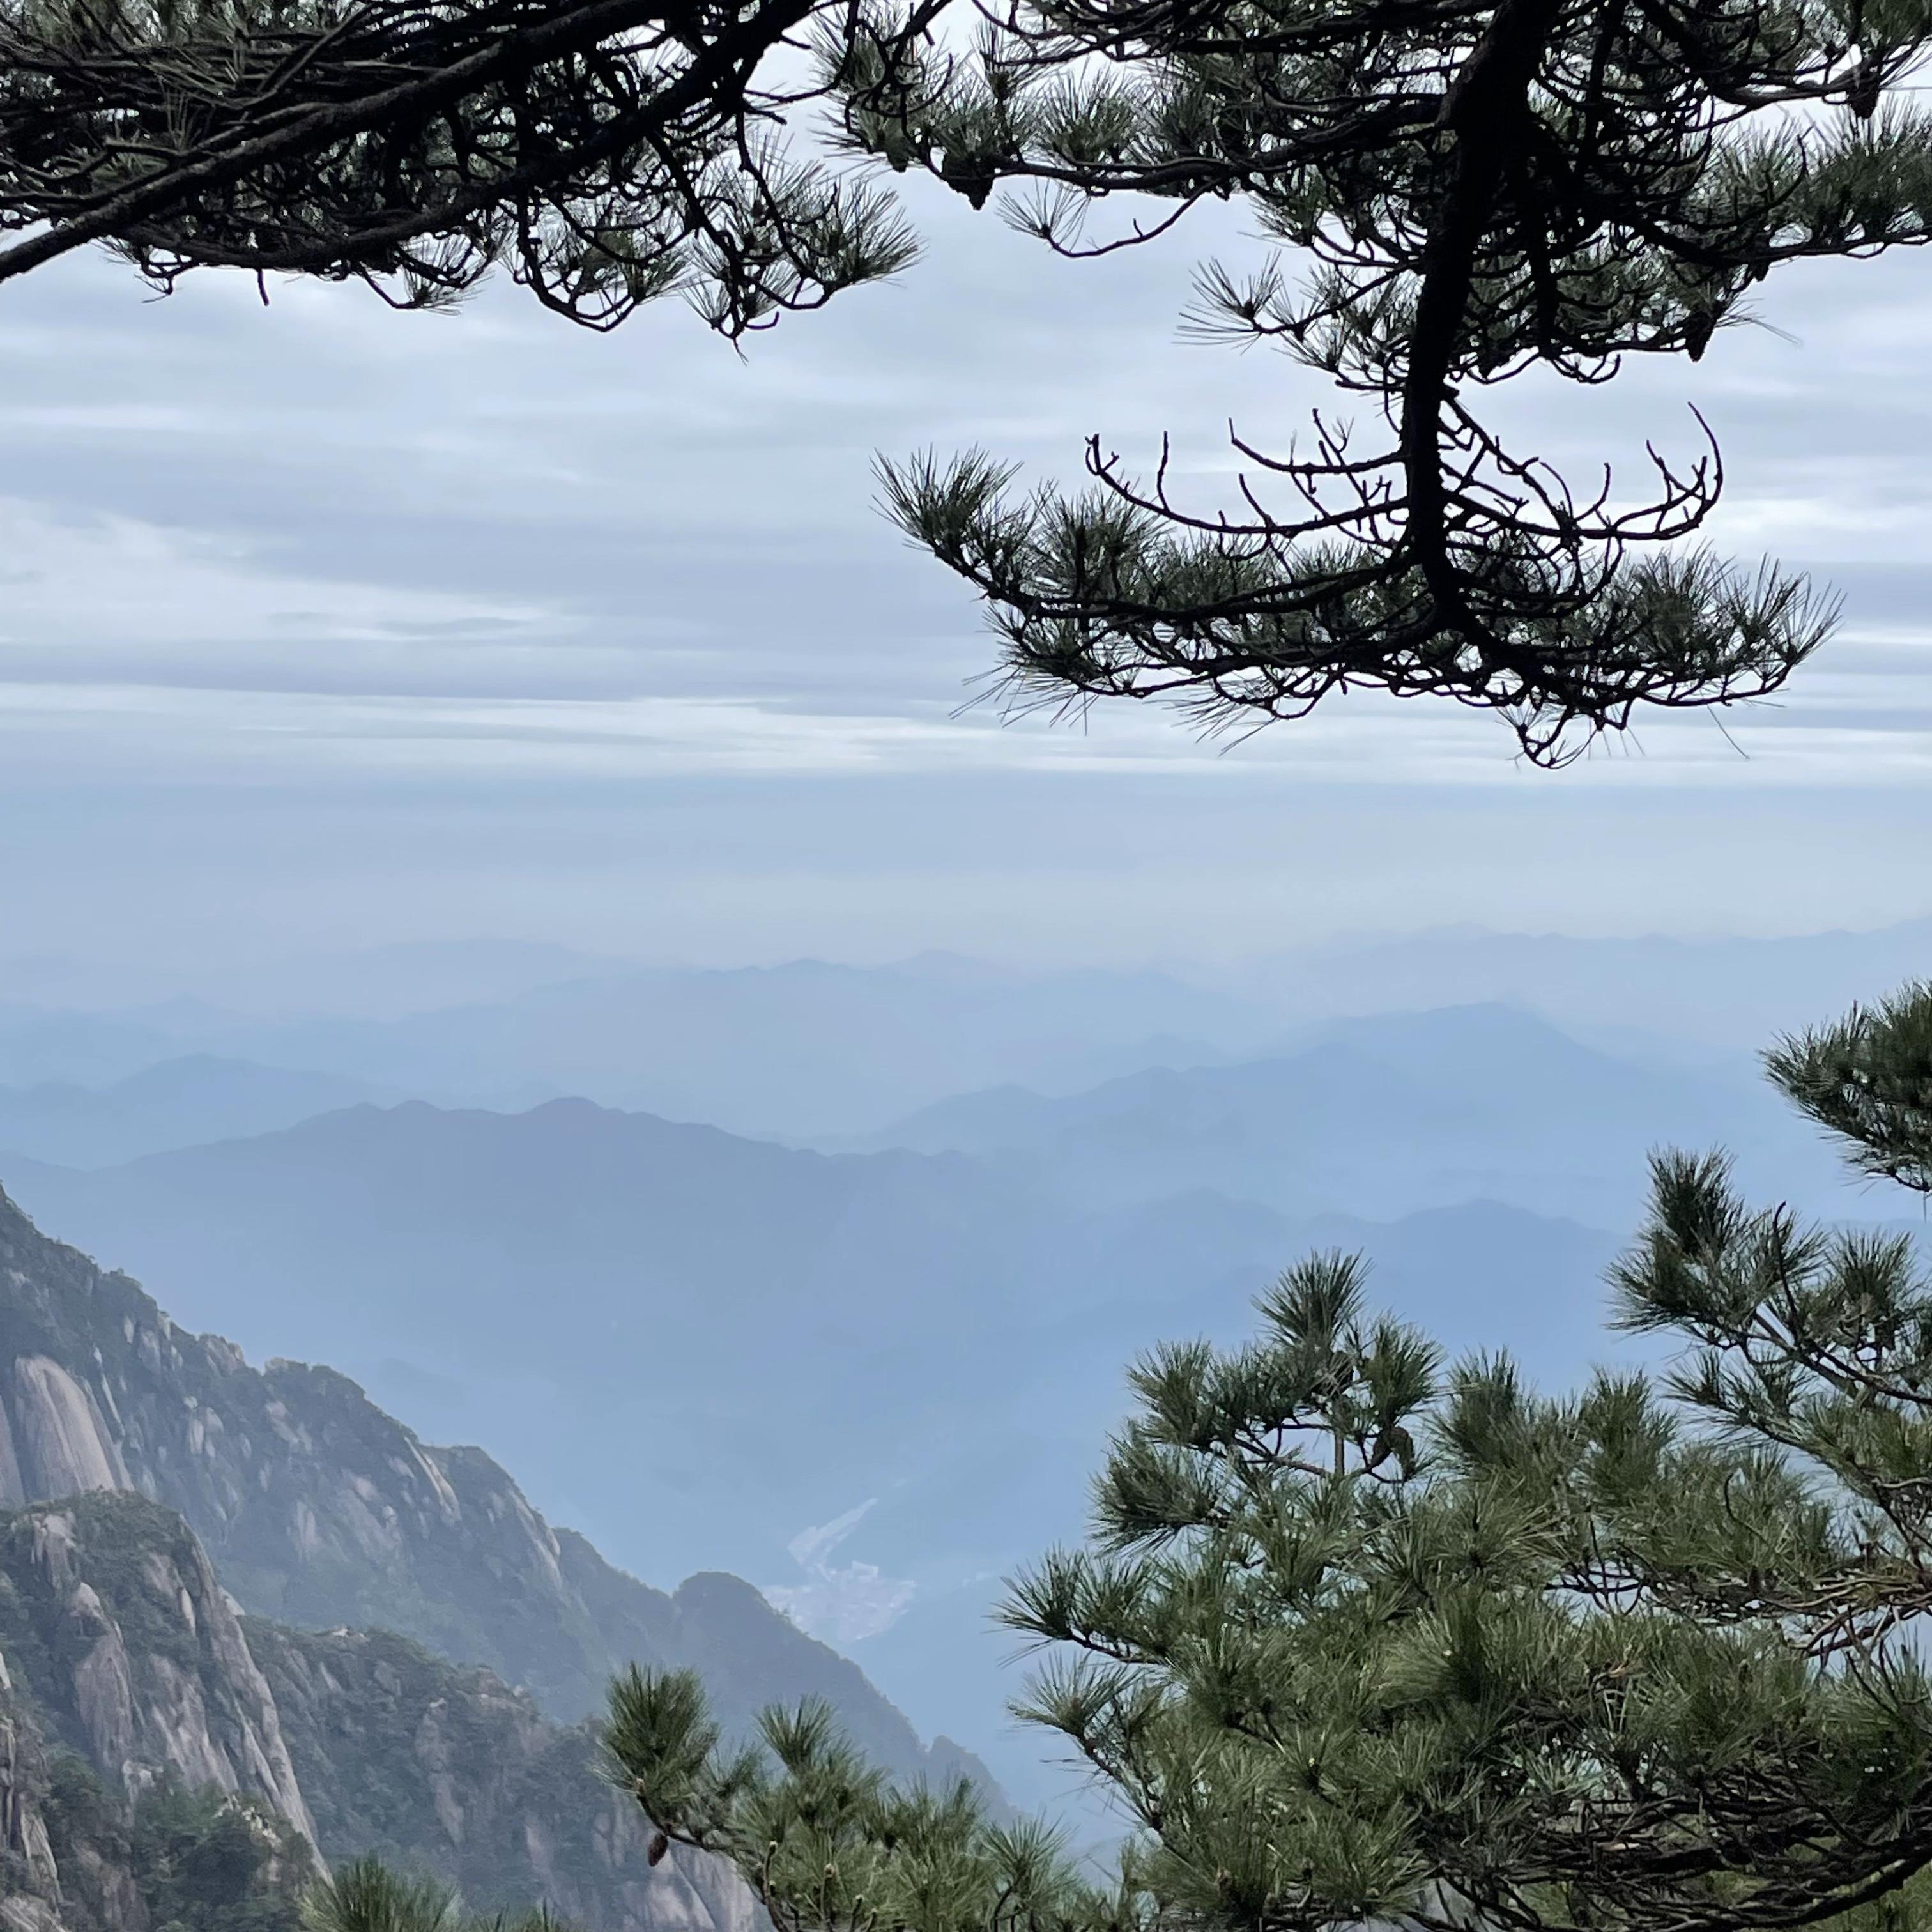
[3,172,1929,983]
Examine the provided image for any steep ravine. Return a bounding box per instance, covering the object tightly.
[0,1182,977,1779]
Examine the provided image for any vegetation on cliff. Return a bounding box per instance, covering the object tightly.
[0,1490,749,1932]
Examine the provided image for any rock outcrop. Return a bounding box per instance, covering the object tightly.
[0,1183,969,1786]
[0,1186,619,1720]
[0,1489,754,1932]
[249,1619,755,1932]
[0,1493,312,1841]
[1,1659,73,1932]
[0,1492,317,1932]
[0,1183,993,1929]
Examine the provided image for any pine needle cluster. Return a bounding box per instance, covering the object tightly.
[0,0,925,335]
[302,1855,573,1932]
[610,981,1932,1932]
[832,0,1932,756]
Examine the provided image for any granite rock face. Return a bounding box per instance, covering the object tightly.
[0,1493,312,1838]
[0,1492,755,1932]
[0,1182,964,1781]
[0,1492,316,1932]
[1,1659,75,1932]
[248,1618,756,1932]
[0,1183,624,1721]
[0,1184,982,1930]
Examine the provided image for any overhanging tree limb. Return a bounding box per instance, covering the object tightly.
[0,0,930,333]
[1,0,1928,753]
[836,0,1932,758]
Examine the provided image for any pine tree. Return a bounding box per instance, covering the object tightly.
[301,1855,572,1932]
[607,979,1932,1932]
[0,0,924,338]
[4,0,1932,749]
[1765,979,1932,1195]
[834,0,1932,760]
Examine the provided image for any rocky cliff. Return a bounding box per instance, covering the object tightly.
[0,1183,974,1786]
[0,1491,316,1932]
[0,1183,998,1929]
[0,1492,311,1837]
[1,1661,77,1932]
[0,1491,745,1932]
[247,1618,749,1932]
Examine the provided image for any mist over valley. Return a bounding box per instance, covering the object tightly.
[2,923,1921,1814]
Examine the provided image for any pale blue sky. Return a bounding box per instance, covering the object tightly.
[3,174,1930,981]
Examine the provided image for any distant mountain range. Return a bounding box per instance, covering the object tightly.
[1245,917,1932,1053]
[0,976,1912,1807]
[2,922,1926,1139]
[0,1055,394,1167]
[865,1002,1853,1227]
[0,1056,1654,1579]
[0,955,1267,1138]
[0,938,637,1022]
[0,1016,1717,1800]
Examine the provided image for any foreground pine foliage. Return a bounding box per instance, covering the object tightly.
[834,0,1932,758]
[6,0,1932,750]
[608,981,1932,1932]
[302,1856,571,1932]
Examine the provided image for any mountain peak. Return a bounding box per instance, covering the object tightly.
[0,1184,974,1800]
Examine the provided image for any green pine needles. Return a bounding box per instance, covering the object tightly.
[4,0,1932,749]
[603,1669,1117,1932]
[608,980,1932,1932]
[302,1855,574,1932]
[0,0,927,337]
[834,0,1932,757]
[835,0,1932,759]
[1767,980,1932,1195]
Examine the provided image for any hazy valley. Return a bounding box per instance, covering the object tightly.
[0,926,1922,1831]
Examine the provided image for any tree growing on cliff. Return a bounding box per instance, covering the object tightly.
[606,979,1932,1932]
[302,1855,571,1932]
[136,1778,317,1932]
[7,0,1932,754]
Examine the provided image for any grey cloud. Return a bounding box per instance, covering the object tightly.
[0,178,1927,972]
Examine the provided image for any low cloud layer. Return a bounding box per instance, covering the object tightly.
[766,1500,919,1644]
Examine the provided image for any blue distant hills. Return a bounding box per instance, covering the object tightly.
[0,930,1924,1809]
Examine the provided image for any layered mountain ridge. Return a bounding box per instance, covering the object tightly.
[3,999,1876,1814]
[0,1184,990,1931]
[0,1181,979,1773]
[0,1074,1656,1795]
